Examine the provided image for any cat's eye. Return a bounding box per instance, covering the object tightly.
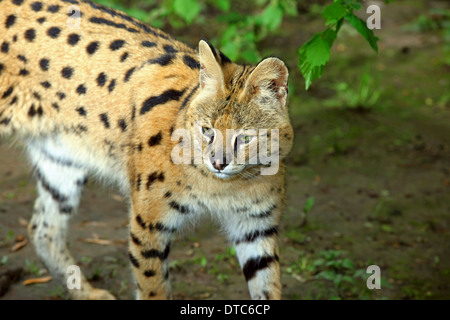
[202,127,214,138]
[238,134,251,144]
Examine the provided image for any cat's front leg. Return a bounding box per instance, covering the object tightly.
[128,202,174,300]
[223,203,282,300]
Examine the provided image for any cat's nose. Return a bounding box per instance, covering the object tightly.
[211,156,228,171]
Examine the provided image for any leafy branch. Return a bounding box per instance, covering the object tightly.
[298,0,380,89]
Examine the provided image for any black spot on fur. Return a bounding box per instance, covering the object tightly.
[164,191,172,198]
[40,81,51,89]
[28,104,37,117]
[9,96,18,105]
[36,17,46,24]
[76,107,87,116]
[5,15,17,28]
[148,54,174,66]
[86,41,100,55]
[130,233,142,246]
[13,0,25,5]
[39,58,49,71]
[124,67,136,82]
[19,69,30,76]
[56,92,66,100]
[31,1,43,12]
[47,27,61,38]
[146,172,165,189]
[0,117,11,125]
[24,29,36,42]
[120,52,129,62]
[183,55,200,69]
[250,204,277,218]
[118,119,127,132]
[136,214,146,229]
[33,92,41,100]
[1,42,9,53]
[148,131,162,146]
[180,84,199,110]
[68,33,80,45]
[242,255,279,282]
[89,17,139,34]
[61,67,74,79]
[2,86,14,99]
[52,102,60,111]
[108,79,116,92]
[141,41,156,48]
[96,72,107,87]
[47,5,61,13]
[149,222,176,234]
[136,174,142,191]
[17,55,27,62]
[76,84,87,95]
[140,89,186,115]
[141,245,170,260]
[109,39,125,50]
[60,206,73,214]
[129,252,140,268]
[235,227,278,245]
[60,0,78,4]
[163,44,177,53]
[36,105,43,116]
[143,270,156,277]
[169,201,190,214]
[99,113,110,128]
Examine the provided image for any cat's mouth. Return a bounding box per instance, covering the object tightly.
[213,172,234,179]
[208,166,246,179]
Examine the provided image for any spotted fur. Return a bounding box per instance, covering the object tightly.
[0,0,293,300]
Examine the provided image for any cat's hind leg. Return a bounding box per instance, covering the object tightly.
[26,139,115,300]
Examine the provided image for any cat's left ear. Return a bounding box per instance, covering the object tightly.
[243,57,289,109]
[198,40,225,95]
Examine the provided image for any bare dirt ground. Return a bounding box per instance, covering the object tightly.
[0,0,449,300]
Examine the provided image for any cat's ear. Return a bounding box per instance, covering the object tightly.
[243,57,289,109]
[198,40,225,95]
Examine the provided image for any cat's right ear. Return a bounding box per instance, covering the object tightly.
[198,40,225,96]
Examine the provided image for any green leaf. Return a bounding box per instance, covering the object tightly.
[322,1,347,25]
[312,258,326,267]
[342,259,355,270]
[333,274,343,287]
[173,0,201,24]
[261,3,284,30]
[279,0,298,16]
[298,28,337,89]
[316,270,336,281]
[214,0,230,12]
[352,2,362,10]
[343,275,355,284]
[303,197,315,214]
[345,13,379,52]
[126,8,149,22]
[241,49,260,64]
[381,224,393,233]
[221,42,240,61]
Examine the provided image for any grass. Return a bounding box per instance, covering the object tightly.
[285,250,375,300]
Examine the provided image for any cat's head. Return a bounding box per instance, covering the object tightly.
[183,40,294,179]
